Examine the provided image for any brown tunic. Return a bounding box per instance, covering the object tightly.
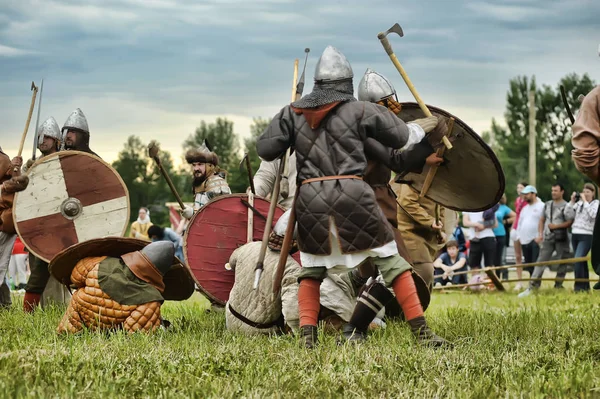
[572,85,600,184]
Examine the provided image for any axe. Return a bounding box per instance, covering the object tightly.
[15,81,38,172]
[420,117,455,198]
[377,23,452,151]
[148,141,186,210]
[239,152,255,195]
[32,79,44,161]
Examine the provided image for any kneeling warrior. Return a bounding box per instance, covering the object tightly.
[52,239,192,333]
[226,210,301,335]
[257,46,449,348]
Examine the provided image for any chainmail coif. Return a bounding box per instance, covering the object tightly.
[291,79,356,109]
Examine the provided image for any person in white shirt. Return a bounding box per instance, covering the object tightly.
[462,210,498,270]
[565,183,599,291]
[516,185,545,276]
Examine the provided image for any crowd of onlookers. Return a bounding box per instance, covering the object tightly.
[434,181,599,295]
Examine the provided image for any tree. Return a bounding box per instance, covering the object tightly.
[113,135,189,227]
[244,118,271,179]
[490,73,596,204]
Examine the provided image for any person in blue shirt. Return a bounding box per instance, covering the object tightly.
[434,240,468,286]
[147,225,184,261]
[493,194,516,280]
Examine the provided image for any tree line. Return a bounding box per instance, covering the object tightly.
[112,72,597,226]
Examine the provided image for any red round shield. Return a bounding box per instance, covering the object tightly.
[184,194,286,305]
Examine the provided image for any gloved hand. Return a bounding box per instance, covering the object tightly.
[24,159,34,171]
[11,156,23,170]
[3,175,29,194]
[427,116,458,150]
[411,116,438,133]
[180,206,194,220]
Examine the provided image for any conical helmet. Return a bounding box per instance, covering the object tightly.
[37,116,61,147]
[140,241,174,275]
[357,68,396,103]
[62,108,89,134]
[314,45,353,83]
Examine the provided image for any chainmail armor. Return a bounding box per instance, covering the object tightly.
[291,80,356,109]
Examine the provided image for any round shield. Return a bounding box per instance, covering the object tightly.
[184,193,286,305]
[396,103,505,211]
[13,151,130,263]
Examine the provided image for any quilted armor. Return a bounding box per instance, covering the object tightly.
[193,174,231,210]
[257,101,410,255]
[57,256,162,334]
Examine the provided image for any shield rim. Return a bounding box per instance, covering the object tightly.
[398,102,505,212]
[13,150,131,263]
[183,193,286,305]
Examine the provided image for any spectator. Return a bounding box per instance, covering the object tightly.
[494,194,516,280]
[129,207,153,241]
[463,209,497,271]
[516,185,545,279]
[433,240,468,286]
[510,182,528,291]
[8,237,28,290]
[453,219,467,253]
[519,183,573,297]
[565,183,599,292]
[148,225,184,261]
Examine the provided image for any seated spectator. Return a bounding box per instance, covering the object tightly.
[434,240,468,286]
[147,225,184,261]
[129,207,153,241]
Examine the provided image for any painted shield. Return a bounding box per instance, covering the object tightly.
[184,194,286,305]
[13,151,130,263]
[396,103,505,211]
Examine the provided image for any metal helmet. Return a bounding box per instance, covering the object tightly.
[37,117,62,148]
[273,209,297,239]
[62,108,89,135]
[140,241,174,275]
[357,68,396,103]
[314,45,353,83]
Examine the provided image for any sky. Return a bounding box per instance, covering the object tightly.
[0,0,598,167]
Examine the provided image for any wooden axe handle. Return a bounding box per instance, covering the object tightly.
[273,187,299,296]
[419,117,454,199]
[153,155,186,210]
[15,83,38,171]
[378,38,452,150]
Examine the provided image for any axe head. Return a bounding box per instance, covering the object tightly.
[378,23,404,39]
[31,81,37,91]
[148,141,160,159]
[239,152,249,172]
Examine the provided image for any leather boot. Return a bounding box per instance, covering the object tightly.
[407,316,452,348]
[341,324,367,343]
[301,325,318,349]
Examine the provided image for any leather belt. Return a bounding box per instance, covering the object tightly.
[227,303,284,330]
[301,175,363,185]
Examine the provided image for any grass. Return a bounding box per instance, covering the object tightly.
[1,287,600,398]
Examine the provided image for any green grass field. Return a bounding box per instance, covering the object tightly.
[1,287,600,398]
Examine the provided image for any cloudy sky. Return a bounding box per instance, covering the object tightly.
[0,0,598,166]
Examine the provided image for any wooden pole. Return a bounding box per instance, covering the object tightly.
[449,256,589,278]
[434,277,597,291]
[528,89,536,187]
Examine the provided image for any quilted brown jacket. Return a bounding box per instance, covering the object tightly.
[257,101,410,255]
